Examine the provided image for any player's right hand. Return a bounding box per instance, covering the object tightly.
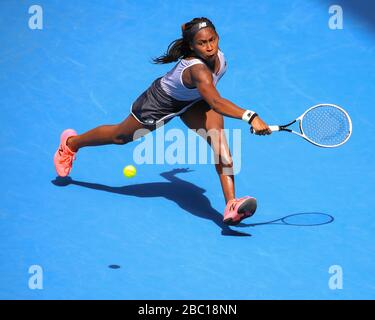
[250,116,272,135]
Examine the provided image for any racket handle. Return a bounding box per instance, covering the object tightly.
[250,125,280,134]
[268,125,280,131]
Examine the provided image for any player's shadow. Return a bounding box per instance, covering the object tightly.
[52,168,251,237]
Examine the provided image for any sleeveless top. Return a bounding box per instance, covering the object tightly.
[130,50,227,125]
[160,49,227,101]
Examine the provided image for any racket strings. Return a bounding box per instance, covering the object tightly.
[301,105,351,146]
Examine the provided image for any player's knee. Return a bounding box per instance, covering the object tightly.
[214,153,233,169]
[220,154,233,168]
[112,126,132,145]
[215,159,234,176]
[113,134,130,145]
[113,125,151,145]
[210,141,233,168]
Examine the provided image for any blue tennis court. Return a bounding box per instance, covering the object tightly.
[1,0,374,299]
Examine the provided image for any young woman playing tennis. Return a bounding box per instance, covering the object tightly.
[54,17,271,225]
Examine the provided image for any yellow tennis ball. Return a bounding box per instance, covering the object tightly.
[123,165,137,178]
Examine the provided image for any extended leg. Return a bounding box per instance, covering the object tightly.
[54,114,155,177]
[180,100,235,204]
[67,114,153,152]
[181,100,257,225]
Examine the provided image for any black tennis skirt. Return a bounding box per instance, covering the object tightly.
[130,77,201,126]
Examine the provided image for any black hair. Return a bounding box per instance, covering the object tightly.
[152,17,216,64]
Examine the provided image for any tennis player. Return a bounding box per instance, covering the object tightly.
[54,17,271,225]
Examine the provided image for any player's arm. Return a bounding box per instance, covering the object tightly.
[190,64,271,135]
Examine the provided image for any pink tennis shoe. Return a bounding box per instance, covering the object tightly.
[54,129,77,177]
[223,196,257,225]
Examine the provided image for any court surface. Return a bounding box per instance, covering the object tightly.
[1,0,374,299]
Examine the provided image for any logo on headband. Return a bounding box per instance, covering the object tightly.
[198,22,207,29]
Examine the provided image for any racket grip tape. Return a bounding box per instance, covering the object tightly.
[250,125,280,134]
[268,125,280,131]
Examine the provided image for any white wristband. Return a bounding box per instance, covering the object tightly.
[242,110,258,123]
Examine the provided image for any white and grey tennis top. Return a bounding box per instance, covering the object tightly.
[160,49,227,101]
[131,49,227,125]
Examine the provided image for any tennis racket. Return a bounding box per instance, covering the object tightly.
[252,103,352,148]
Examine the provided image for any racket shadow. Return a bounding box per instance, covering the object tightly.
[237,212,335,228]
[51,168,251,237]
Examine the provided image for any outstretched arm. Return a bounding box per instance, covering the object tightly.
[191,64,271,135]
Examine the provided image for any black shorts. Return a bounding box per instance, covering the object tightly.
[131,77,201,126]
